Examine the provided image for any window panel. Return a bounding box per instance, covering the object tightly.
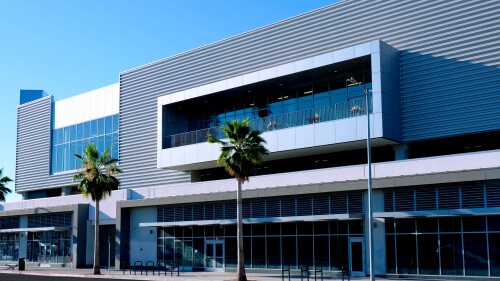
[489,233,500,276]
[83,121,90,139]
[90,119,98,137]
[70,125,77,142]
[396,234,417,274]
[105,116,113,134]
[76,123,84,140]
[97,118,105,136]
[463,233,488,276]
[418,234,439,275]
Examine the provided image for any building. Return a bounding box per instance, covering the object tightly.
[2,0,500,278]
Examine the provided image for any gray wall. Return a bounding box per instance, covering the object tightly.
[15,96,79,192]
[119,0,500,189]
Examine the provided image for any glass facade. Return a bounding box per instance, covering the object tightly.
[163,58,372,148]
[386,215,500,277]
[51,114,119,173]
[157,221,363,270]
[0,233,19,262]
[26,231,72,264]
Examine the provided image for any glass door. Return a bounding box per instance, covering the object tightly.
[175,239,193,271]
[349,237,365,276]
[205,239,224,272]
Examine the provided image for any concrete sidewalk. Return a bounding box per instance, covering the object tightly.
[0,268,394,281]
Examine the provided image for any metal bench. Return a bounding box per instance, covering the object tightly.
[5,263,18,270]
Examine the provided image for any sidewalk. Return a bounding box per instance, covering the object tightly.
[0,267,392,281]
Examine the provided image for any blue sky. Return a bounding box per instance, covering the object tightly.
[0,0,337,202]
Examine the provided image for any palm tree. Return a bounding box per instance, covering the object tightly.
[208,118,268,281]
[73,143,121,274]
[0,168,12,202]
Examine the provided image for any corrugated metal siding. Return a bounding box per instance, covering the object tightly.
[120,0,499,188]
[15,97,76,192]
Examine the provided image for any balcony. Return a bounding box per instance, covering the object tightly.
[163,97,371,149]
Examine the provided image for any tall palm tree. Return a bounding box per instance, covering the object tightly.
[0,168,12,202]
[208,118,268,281]
[73,143,121,274]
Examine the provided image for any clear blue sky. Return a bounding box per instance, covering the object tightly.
[0,0,337,202]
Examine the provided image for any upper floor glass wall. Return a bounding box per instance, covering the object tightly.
[163,56,372,148]
[51,114,119,174]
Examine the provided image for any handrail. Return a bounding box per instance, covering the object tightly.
[163,97,372,149]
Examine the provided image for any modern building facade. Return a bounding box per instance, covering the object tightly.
[2,0,500,279]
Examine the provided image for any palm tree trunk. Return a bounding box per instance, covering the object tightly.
[93,199,101,274]
[236,179,247,281]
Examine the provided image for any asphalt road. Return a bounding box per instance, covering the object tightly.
[0,273,148,281]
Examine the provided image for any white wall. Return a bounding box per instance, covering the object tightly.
[54,83,119,129]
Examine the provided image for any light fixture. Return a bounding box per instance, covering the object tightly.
[283,96,289,99]
[249,103,255,106]
[303,91,313,95]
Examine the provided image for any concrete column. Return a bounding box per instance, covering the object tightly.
[393,144,409,160]
[19,216,28,260]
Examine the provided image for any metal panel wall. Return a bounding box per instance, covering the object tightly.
[15,97,75,192]
[119,0,500,189]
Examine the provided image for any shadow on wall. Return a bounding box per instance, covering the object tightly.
[399,51,500,142]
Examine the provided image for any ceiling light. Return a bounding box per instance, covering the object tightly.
[303,91,313,95]
[249,103,255,106]
[283,96,289,99]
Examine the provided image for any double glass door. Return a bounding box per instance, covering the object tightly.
[205,240,224,271]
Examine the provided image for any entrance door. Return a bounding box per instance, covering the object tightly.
[349,237,365,276]
[205,240,224,271]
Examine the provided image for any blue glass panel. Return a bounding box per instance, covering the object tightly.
[56,145,63,173]
[112,132,119,159]
[105,116,113,134]
[63,127,70,143]
[70,125,77,142]
[105,134,113,150]
[76,123,84,140]
[112,114,119,132]
[56,128,63,145]
[64,143,70,171]
[83,121,90,139]
[70,142,77,171]
[90,119,98,137]
[51,146,57,173]
[97,136,105,155]
[97,118,105,136]
[75,141,82,168]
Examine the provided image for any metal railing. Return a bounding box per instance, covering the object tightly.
[163,97,371,149]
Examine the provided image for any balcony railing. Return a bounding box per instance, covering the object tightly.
[163,97,371,149]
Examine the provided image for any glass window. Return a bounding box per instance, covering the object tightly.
[349,220,363,234]
[297,222,313,235]
[463,216,486,232]
[282,236,296,267]
[463,233,488,276]
[252,237,265,268]
[112,114,119,132]
[97,118,105,136]
[98,136,105,155]
[267,236,281,269]
[281,223,296,235]
[83,121,90,139]
[297,85,313,111]
[51,146,57,173]
[418,234,439,275]
[439,217,462,233]
[63,127,70,143]
[396,234,417,274]
[297,236,313,267]
[396,218,416,233]
[76,123,84,140]
[314,235,329,267]
[70,125,77,142]
[386,235,396,273]
[112,133,119,159]
[330,235,348,271]
[488,216,500,231]
[266,223,280,236]
[489,233,500,276]
[105,116,113,134]
[225,237,236,268]
[385,219,395,234]
[314,222,328,235]
[90,119,97,137]
[416,218,438,233]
